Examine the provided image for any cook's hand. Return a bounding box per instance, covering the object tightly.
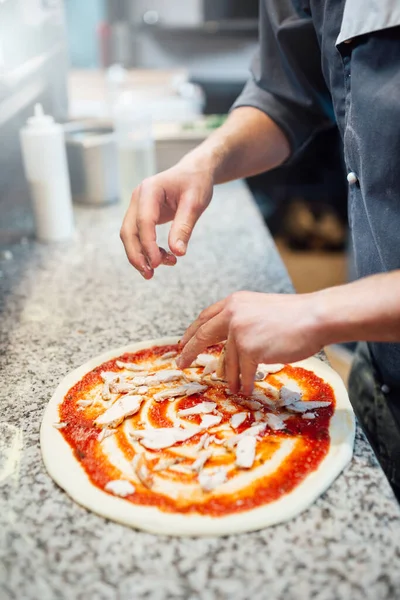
[120,165,213,278]
[177,291,324,395]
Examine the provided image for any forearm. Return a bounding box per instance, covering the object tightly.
[178,106,291,184]
[315,271,400,345]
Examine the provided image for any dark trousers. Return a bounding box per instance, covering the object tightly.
[348,343,400,503]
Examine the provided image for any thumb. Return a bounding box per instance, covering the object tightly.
[168,191,207,256]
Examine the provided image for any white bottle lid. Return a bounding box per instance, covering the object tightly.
[26,103,56,130]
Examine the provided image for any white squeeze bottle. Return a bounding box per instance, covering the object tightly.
[20,103,74,242]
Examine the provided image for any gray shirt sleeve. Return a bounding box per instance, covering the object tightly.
[232,0,333,157]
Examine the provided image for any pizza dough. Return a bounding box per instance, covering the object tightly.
[40,337,355,536]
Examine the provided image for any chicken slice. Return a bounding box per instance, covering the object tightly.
[194,354,218,368]
[97,427,117,442]
[202,357,219,375]
[160,351,178,361]
[287,400,331,413]
[116,360,151,372]
[264,413,286,431]
[198,467,228,492]
[100,371,120,382]
[146,370,183,385]
[255,363,285,379]
[302,412,316,420]
[279,385,303,406]
[239,399,263,411]
[109,381,139,394]
[191,449,213,473]
[199,414,222,428]
[104,479,135,497]
[229,412,248,429]
[178,401,216,417]
[130,426,202,450]
[153,456,183,472]
[94,394,144,428]
[235,436,256,469]
[225,423,267,448]
[132,454,154,488]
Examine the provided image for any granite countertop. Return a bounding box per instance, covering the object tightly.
[1,180,399,600]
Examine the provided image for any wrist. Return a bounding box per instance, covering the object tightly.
[311,285,357,347]
[177,144,224,185]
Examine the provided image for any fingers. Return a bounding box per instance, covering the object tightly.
[225,334,240,393]
[168,190,205,256]
[120,192,154,279]
[159,247,177,267]
[177,311,229,369]
[180,298,226,348]
[239,355,258,396]
[136,183,164,268]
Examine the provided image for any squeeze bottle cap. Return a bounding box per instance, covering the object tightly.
[26,103,55,128]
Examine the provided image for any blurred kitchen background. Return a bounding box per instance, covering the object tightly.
[0,0,351,379]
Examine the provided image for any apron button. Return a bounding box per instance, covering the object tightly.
[347,171,358,185]
[381,384,390,394]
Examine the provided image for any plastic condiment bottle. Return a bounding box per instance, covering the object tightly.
[20,103,74,242]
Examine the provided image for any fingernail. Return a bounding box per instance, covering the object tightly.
[175,240,186,255]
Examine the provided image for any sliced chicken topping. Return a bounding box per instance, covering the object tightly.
[235,436,256,469]
[229,412,248,429]
[100,371,120,383]
[279,385,303,406]
[77,399,93,408]
[253,410,264,422]
[102,381,112,401]
[204,435,216,448]
[95,394,144,428]
[137,385,149,394]
[203,357,219,375]
[194,354,218,368]
[193,432,209,451]
[302,412,316,420]
[178,401,216,417]
[53,422,67,429]
[225,423,267,448]
[198,467,228,492]
[132,454,153,488]
[287,400,331,413]
[109,381,139,394]
[97,427,117,442]
[116,360,151,372]
[130,426,202,450]
[256,363,285,379]
[199,414,222,428]
[153,382,207,402]
[153,456,183,472]
[145,369,183,385]
[104,479,135,497]
[264,413,286,431]
[253,384,279,404]
[160,351,178,361]
[191,449,213,473]
[239,399,263,411]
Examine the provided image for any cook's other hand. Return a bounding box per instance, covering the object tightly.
[120,107,291,278]
[120,164,213,279]
[177,291,324,395]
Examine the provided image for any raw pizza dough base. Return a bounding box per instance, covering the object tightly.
[40,337,355,537]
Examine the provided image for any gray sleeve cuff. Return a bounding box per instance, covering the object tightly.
[231,77,331,158]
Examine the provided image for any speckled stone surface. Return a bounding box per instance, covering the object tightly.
[1,181,399,600]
